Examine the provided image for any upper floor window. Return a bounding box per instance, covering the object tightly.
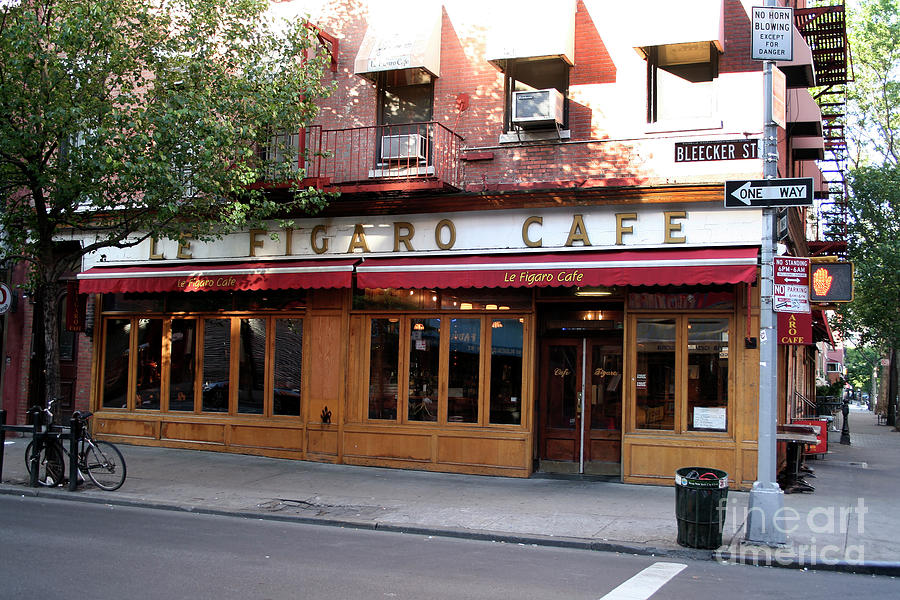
[645,42,718,124]
[503,58,569,132]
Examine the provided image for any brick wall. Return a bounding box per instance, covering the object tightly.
[302,0,773,193]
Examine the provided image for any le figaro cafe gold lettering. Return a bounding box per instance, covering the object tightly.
[147,212,689,260]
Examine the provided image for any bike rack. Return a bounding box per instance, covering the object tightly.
[0,408,84,492]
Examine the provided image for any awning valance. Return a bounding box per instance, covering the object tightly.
[791,135,825,161]
[353,4,442,80]
[787,88,823,137]
[356,247,759,290]
[77,259,357,294]
[485,0,576,67]
[780,26,816,88]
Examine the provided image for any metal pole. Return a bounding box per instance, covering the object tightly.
[746,0,787,545]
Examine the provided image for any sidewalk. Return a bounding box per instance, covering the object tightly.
[3,408,898,574]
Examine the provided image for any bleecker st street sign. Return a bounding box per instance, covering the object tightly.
[724,178,814,208]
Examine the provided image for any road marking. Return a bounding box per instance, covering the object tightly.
[598,562,687,600]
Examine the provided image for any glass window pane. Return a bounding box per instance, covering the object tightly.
[590,337,623,431]
[636,319,676,430]
[102,319,130,409]
[135,319,163,410]
[489,319,523,425]
[368,319,400,420]
[687,318,729,431]
[238,318,266,415]
[202,319,230,413]
[546,343,578,430]
[448,318,480,423]
[273,319,303,417]
[408,318,440,422]
[169,319,197,412]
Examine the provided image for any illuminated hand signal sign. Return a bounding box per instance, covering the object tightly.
[724,178,813,208]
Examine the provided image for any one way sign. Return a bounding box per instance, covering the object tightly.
[724,178,814,208]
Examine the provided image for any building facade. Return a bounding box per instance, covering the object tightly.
[3,0,849,489]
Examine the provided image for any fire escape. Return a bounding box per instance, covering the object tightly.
[795,1,852,257]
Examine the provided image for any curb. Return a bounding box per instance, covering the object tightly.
[0,483,708,561]
[3,483,895,576]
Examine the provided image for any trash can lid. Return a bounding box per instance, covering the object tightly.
[675,467,728,488]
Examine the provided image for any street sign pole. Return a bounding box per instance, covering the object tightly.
[747,0,787,546]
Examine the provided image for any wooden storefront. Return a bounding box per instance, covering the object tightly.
[82,239,766,489]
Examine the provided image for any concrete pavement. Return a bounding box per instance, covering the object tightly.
[2,408,898,575]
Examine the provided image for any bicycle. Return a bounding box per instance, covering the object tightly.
[24,400,127,491]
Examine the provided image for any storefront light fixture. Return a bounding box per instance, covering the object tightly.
[460,302,473,310]
[492,320,503,329]
[575,287,612,297]
[486,304,498,310]
[499,306,510,310]
[413,322,425,330]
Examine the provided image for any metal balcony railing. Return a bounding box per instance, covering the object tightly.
[301,122,464,193]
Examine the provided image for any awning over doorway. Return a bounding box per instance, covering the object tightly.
[356,247,759,290]
[77,259,357,294]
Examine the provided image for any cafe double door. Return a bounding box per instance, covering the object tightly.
[539,332,623,476]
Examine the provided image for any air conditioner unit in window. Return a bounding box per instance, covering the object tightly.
[380,133,427,161]
[511,88,565,129]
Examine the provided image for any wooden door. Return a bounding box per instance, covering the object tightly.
[539,333,623,474]
[539,338,583,464]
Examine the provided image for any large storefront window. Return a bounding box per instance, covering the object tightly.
[238,318,266,415]
[136,319,163,410]
[98,311,304,418]
[368,319,400,420]
[273,319,303,416]
[636,319,676,430]
[489,319,524,425]
[448,318,480,423]
[634,315,730,433]
[687,318,729,432]
[102,319,130,409]
[408,318,440,422]
[364,312,527,428]
[202,319,231,413]
[169,319,197,412]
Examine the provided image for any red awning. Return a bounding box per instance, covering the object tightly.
[812,309,835,345]
[77,259,357,294]
[356,247,759,289]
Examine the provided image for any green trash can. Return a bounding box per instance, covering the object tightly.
[674,467,729,549]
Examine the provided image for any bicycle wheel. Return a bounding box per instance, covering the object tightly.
[24,440,66,487]
[84,441,126,491]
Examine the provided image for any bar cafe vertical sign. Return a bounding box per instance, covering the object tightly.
[774,256,812,345]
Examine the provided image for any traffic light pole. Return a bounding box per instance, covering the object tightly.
[746,0,787,546]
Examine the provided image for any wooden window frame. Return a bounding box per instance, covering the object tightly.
[362,313,529,428]
[97,313,304,419]
[628,312,733,436]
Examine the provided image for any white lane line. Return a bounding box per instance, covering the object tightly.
[598,562,687,600]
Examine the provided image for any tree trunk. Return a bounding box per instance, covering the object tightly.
[889,347,897,428]
[39,279,63,423]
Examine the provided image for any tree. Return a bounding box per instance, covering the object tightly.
[846,0,900,167]
[839,0,900,424]
[844,345,880,398]
[0,0,333,411]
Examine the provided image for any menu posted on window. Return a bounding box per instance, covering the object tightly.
[773,256,810,313]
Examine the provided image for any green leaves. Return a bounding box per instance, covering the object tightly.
[1,0,333,282]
